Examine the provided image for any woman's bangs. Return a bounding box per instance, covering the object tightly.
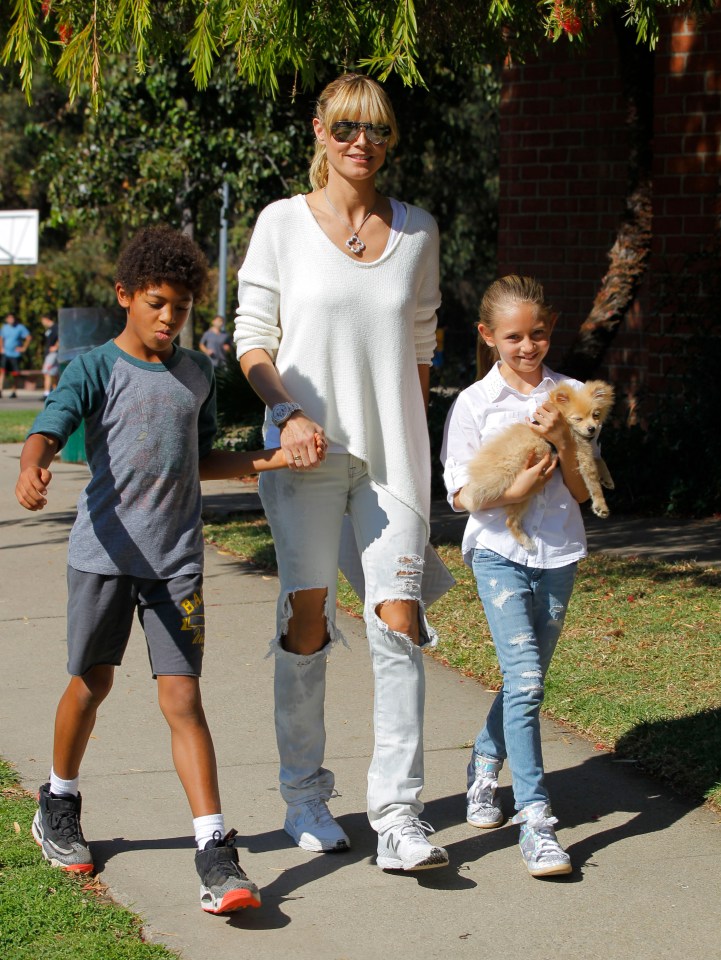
[324,85,397,141]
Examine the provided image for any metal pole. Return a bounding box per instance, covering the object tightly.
[217,180,230,319]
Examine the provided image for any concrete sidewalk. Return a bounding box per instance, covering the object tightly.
[1,442,720,960]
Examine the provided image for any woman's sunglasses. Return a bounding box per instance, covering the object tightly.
[330,120,392,146]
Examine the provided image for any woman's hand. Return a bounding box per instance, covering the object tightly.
[280,413,327,470]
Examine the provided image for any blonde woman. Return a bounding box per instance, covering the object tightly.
[234,73,449,871]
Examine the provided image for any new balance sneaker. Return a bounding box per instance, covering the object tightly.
[466,754,504,829]
[32,782,93,873]
[511,802,572,877]
[195,830,261,914]
[376,817,449,871]
[284,798,350,852]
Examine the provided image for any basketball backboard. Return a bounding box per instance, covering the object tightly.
[0,210,39,265]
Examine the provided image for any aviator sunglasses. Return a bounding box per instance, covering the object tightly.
[330,120,392,146]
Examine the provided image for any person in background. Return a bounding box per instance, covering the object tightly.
[0,313,32,398]
[40,314,59,397]
[199,315,232,368]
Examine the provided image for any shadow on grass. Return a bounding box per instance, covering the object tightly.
[614,708,721,805]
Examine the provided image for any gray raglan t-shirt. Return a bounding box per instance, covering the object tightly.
[29,340,216,579]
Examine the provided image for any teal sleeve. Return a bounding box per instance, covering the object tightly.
[28,347,113,450]
[187,349,217,460]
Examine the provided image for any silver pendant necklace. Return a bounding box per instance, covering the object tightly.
[324,188,376,254]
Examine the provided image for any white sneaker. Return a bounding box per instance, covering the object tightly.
[284,798,350,852]
[376,817,449,871]
[466,755,504,829]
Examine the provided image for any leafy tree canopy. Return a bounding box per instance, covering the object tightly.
[2,0,717,108]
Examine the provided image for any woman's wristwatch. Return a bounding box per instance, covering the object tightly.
[270,401,303,427]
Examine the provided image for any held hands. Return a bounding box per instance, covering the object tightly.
[16,466,52,511]
[280,412,327,470]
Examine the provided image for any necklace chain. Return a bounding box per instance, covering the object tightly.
[323,188,377,255]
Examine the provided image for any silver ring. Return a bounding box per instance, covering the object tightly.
[294,456,302,463]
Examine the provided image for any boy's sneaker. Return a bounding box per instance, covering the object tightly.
[376,817,449,871]
[466,755,504,829]
[511,802,572,878]
[195,829,261,914]
[32,782,93,873]
[284,798,350,852]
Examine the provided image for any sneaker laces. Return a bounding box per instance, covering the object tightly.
[398,817,436,840]
[304,794,340,826]
[512,807,564,859]
[49,801,83,843]
[467,773,498,806]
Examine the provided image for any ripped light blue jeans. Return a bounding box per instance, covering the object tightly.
[471,548,577,810]
[259,453,436,833]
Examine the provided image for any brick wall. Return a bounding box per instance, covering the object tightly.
[498,8,721,402]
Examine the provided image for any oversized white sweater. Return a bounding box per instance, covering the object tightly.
[234,194,441,530]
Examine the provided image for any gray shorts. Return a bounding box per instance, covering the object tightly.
[66,566,205,677]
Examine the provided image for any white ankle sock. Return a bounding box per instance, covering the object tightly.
[49,769,80,797]
[193,813,225,850]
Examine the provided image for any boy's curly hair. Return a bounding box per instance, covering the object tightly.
[115,226,209,301]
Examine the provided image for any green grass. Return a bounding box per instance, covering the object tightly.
[0,409,36,443]
[203,513,721,809]
[0,761,175,959]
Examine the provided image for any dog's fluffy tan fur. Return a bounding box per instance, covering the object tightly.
[458,380,615,552]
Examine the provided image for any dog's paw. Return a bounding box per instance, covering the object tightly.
[601,477,615,490]
[591,502,610,518]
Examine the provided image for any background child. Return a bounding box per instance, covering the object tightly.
[442,275,600,878]
[14,225,308,915]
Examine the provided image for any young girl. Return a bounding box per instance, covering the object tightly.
[442,275,597,878]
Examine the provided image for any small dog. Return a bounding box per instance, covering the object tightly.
[458,380,615,552]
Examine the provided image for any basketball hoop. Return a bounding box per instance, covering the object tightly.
[0,210,39,265]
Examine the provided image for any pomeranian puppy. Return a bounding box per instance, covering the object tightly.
[458,380,615,552]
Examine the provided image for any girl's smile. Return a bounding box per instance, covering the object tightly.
[479,302,555,390]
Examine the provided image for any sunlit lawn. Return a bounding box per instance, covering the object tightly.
[205,513,721,809]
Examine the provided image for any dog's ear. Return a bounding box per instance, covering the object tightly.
[587,381,615,406]
[550,386,572,406]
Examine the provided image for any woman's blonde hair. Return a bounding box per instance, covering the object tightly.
[476,275,554,380]
[309,73,399,191]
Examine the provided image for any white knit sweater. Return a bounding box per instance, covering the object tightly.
[234,194,441,529]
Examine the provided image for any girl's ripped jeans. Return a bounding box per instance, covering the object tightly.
[471,548,576,809]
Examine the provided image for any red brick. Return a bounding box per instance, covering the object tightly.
[660,196,703,217]
[666,154,706,175]
[685,174,719,193]
[653,175,684,196]
[505,181,539,197]
[660,112,704,135]
[669,30,699,53]
[682,215,718,235]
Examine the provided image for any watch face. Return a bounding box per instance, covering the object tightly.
[271,402,299,425]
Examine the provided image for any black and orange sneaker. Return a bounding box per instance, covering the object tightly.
[32,782,94,873]
[195,829,261,914]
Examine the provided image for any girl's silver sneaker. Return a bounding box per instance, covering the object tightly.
[466,755,504,829]
[511,802,572,877]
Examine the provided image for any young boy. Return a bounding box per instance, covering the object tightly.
[14,226,304,915]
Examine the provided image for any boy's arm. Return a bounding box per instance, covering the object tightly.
[199,434,325,481]
[198,447,286,481]
[16,433,60,511]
